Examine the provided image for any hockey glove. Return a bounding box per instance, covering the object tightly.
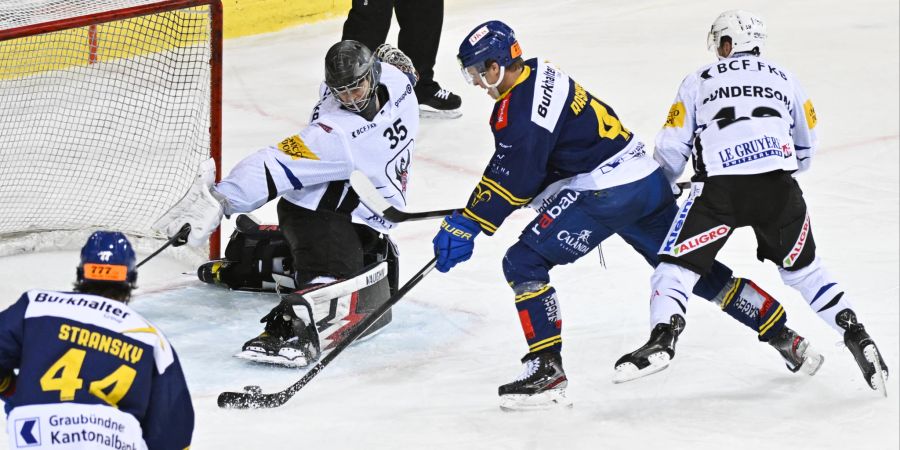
[433,212,481,273]
[152,158,224,247]
[374,44,418,86]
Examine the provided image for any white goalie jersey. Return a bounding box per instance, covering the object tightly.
[654,55,818,180]
[215,63,419,233]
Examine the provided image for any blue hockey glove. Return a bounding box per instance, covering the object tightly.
[432,212,481,273]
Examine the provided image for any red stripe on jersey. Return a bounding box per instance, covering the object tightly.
[494,96,511,131]
[518,309,535,340]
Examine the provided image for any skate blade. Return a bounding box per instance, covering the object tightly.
[801,347,825,376]
[499,389,573,412]
[612,352,671,384]
[233,350,311,368]
[863,345,888,397]
[419,106,462,119]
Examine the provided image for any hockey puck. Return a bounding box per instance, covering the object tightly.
[243,385,262,394]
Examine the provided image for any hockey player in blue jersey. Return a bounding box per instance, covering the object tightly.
[432,20,824,411]
[0,232,194,449]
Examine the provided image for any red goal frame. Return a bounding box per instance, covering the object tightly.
[0,0,223,259]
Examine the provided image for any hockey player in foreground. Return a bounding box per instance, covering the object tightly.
[154,40,420,368]
[623,10,889,395]
[432,20,824,411]
[0,232,194,449]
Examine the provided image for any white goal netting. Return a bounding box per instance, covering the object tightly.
[0,0,219,260]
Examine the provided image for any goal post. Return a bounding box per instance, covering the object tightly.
[0,0,222,260]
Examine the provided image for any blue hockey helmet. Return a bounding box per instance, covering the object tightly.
[76,231,137,288]
[457,20,522,87]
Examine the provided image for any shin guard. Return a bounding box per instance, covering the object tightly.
[513,282,563,354]
[715,278,786,341]
[780,257,853,334]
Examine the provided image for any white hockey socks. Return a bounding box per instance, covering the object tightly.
[649,262,700,328]
[780,256,853,335]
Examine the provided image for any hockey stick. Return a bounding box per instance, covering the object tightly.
[349,171,458,222]
[217,256,438,409]
[136,224,191,269]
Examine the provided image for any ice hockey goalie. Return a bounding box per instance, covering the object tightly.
[198,215,398,367]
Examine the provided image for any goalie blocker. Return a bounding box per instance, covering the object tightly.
[199,215,399,367]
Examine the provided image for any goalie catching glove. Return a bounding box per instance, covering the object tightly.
[152,158,225,247]
[375,43,418,86]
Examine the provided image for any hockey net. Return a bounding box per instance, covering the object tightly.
[0,0,222,262]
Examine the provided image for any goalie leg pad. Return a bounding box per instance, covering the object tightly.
[197,214,292,291]
[309,262,394,350]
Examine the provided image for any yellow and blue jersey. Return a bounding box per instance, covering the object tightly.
[0,290,193,449]
[462,58,653,235]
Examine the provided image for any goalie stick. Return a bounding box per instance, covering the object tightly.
[217,256,438,409]
[349,171,458,222]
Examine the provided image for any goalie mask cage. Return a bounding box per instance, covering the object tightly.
[0,0,222,260]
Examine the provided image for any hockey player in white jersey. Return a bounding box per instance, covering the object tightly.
[154,40,420,367]
[621,10,889,394]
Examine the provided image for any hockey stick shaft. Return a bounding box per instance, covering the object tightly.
[136,224,191,268]
[349,170,459,222]
[384,208,457,221]
[217,256,438,409]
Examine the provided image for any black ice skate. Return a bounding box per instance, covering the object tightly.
[418,85,462,119]
[613,314,685,384]
[838,309,889,396]
[235,301,321,368]
[197,260,229,285]
[767,326,824,375]
[498,351,572,411]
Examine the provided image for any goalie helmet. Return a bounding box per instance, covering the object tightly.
[324,40,381,113]
[457,20,522,88]
[76,231,137,289]
[707,10,767,59]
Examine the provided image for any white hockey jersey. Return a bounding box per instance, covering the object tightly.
[215,63,419,233]
[654,55,818,180]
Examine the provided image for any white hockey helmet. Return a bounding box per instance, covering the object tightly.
[707,10,767,59]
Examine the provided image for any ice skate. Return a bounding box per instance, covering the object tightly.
[767,326,824,375]
[418,86,462,119]
[613,314,685,383]
[839,310,888,396]
[498,351,572,411]
[235,302,321,368]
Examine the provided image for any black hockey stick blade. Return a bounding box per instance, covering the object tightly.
[217,256,438,409]
[136,223,191,268]
[349,170,459,222]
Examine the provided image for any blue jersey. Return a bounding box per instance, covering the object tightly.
[462,58,658,235]
[0,290,193,449]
